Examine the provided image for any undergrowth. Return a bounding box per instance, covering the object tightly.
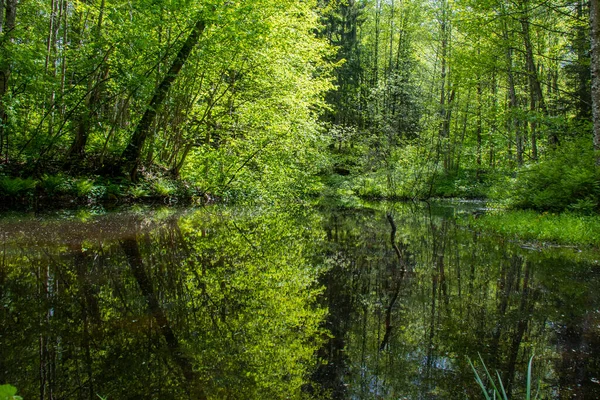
[0,172,205,210]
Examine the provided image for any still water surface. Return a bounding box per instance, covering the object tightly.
[0,203,599,399]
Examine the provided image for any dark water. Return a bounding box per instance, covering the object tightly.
[0,203,599,399]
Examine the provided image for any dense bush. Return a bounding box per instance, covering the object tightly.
[429,169,496,199]
[0,177,36,197]
[503,140,600,213]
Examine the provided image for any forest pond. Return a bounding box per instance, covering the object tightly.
[0,203,599,399]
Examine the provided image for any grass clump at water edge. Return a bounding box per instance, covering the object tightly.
[462,209,600,247]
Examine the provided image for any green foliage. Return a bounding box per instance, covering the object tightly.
[0,177,36,197]
[503,140,600,212]
[152,179,175,197]
[40,174,70,194]
[104,182,124,199]
[429,169,492,199]
[0,0,334,204]
[74,179,95,197]
[0,385,22,400]
[0,0,598,212]
[355,175,388,199]
[129,185,150,199]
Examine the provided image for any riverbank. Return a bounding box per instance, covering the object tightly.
[3,171,600,250]
[460,208,600,248]
[0,173,214,212]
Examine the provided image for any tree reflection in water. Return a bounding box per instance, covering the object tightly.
[0,207,326,399]
[310,203,600,399]
[0,203,599,399]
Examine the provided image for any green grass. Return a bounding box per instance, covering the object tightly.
[463,209,600,247]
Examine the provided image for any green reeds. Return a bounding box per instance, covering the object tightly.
[468,353,537,400]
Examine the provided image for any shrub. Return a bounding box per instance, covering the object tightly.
[130,185,149,199]
[0,384,22,400]
[505,140,600,212]
[105,183,124,199]
[0,176,36,196]
[40,174,69,194]
[152,179,175,197]
[74,178,95,197]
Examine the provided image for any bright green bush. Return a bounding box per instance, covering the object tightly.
[0,384,22,400]
[74,178,95,197]
[129,185,150,199]
[152,179,175,197]
[429,169,492,199]
[504,140,600,212]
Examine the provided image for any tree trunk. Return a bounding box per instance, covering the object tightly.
[437,0,453,172]
[504,23,522,166]
[576,1,591,119]
[67,0,109,164]
[591,0,600,165]
[121,17,207,179]
[506,260,532,397]
[0,0,4,34]
[0,0,17,162]
[520,1,557,147]
[476,79,482,179]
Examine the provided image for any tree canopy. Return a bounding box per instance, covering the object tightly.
[0,0,599,211]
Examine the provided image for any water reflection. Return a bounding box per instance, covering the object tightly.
[311,203,600,399]
[0,204,599,399]
[0,207,326,399]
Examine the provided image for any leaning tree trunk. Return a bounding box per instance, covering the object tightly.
[120,237,207,399]
[591,0,600,166]
[120,17,206,179]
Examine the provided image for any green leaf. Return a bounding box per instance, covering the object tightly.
[468,357,492,400]
[0,384,22,400]
[527,354,535,400]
